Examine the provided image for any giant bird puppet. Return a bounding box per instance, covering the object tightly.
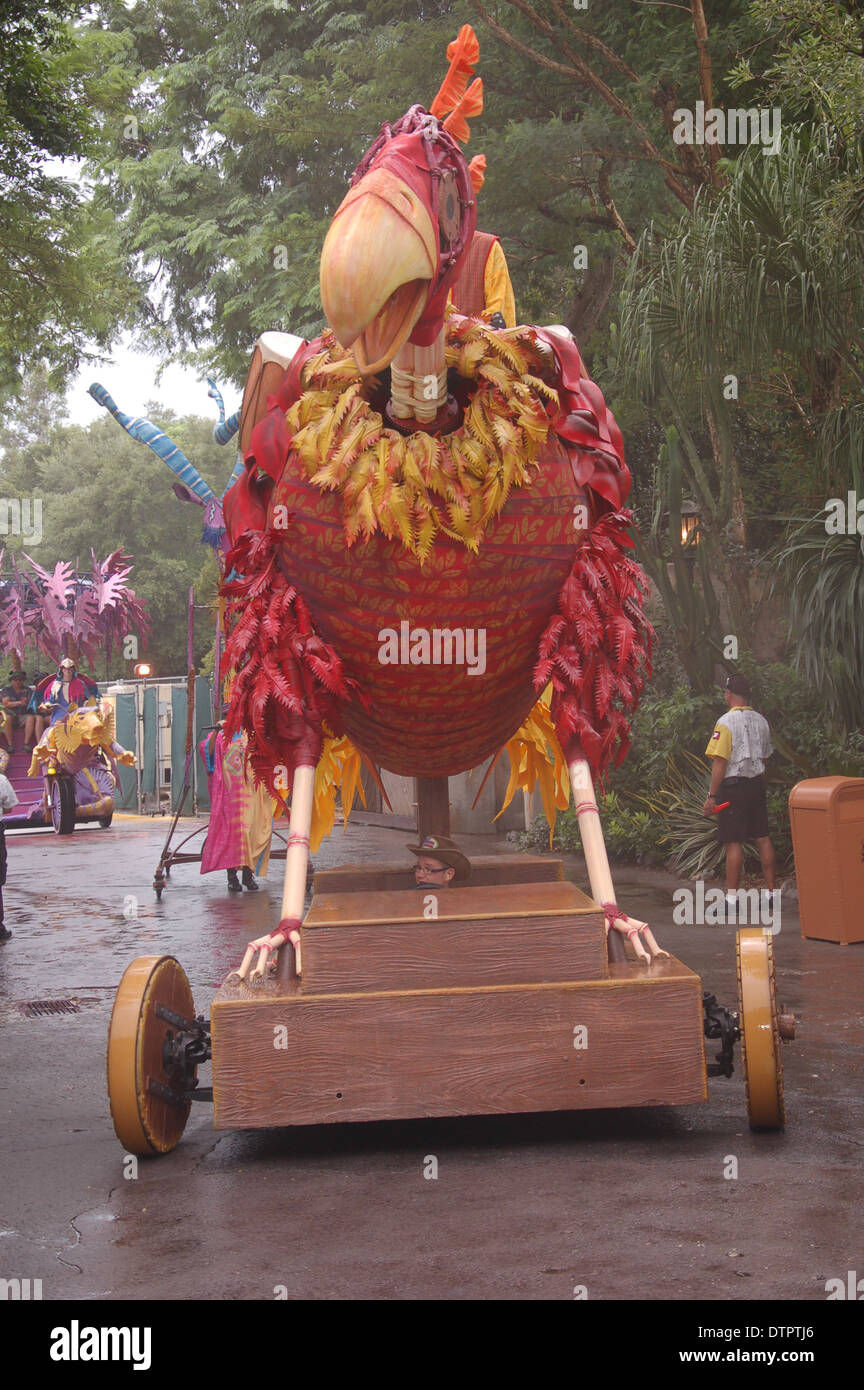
[220,26,666,981]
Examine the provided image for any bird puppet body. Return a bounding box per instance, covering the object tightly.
[223,321,645,783]
[222,27,664,975]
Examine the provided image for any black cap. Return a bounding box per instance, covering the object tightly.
[725,674,751,696]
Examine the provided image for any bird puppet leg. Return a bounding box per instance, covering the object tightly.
[568,758,668,963]
[227,763,314,985]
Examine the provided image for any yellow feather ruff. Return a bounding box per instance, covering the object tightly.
[494,688,570,846]
[285,317,554,558]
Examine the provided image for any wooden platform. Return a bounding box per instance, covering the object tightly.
[301,880,606,993]
[211,959,706,1130]
[210,857,708,1131]
[312,854,564,894]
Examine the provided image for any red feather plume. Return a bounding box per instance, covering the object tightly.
[222,530,364,796]
[534,509,654,780]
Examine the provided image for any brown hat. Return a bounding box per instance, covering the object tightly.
[407,833,471,882]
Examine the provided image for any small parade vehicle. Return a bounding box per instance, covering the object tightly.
[106,854,795,1156]
[0,555,145,835]
[1,701,131,835]
[40,744,117,834]
[30,701,133,835]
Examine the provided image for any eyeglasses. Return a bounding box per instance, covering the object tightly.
[414,865,448,874]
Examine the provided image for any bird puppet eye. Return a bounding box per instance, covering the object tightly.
[438,169,461,247]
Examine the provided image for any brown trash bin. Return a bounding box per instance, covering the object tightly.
[789,777,864,943]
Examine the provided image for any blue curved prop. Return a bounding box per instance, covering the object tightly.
[88,383,216,503]
[215,411,241,446]
[207,377,241,446]
[222,456,245,501]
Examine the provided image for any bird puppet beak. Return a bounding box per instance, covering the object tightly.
[320,167,437,375]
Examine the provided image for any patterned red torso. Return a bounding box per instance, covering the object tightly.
[267,430,589,777]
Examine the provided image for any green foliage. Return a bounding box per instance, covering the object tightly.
[78,0,765,381]
[734,656,864,775]
[605,687,719,799]
[0,1,89,185]
[768,519,864,733]
[729,0,864,143]
[0,187,138,401]
[615,4,864,719]
[635,426,726,692]
[520,661,864,875]
[620,127,864,493]
[0,370,221,674]
[519,792,667,869]
[0,3,136,399]
[83,0,472,382]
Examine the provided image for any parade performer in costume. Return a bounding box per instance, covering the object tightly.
[449,229,515,328]
[221,25,665,981]
[199,720,275,891]
[36,659,99,726]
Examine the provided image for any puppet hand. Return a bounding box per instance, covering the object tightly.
[225,930,288,986]
[603,903,670,962]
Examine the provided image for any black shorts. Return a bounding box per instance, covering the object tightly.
[716,775,770,844]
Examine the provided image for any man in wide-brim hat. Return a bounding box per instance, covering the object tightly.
[407,833,471,886]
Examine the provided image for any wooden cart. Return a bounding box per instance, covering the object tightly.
[106,855,794,1155]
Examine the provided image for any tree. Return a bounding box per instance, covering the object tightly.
[770,513,864,732]
[81,0,759,380]
[617,1,864,717]
[1,2,86,186]
[0,3,137,398]
[620,129,864,499]
[465,0,764,335]
[84,0,465,383]
[0,372,228,673]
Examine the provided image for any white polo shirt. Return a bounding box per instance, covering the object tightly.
[705,706,773,778]
[0,773,20,812]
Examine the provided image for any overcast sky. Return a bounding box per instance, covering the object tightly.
[66,334,241,428]
[40,154,241,429]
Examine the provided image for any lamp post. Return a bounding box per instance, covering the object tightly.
[680,498,700,546]
[679,499,701,574]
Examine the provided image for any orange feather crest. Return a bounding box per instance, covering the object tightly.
[468,153,486,192]
[443,78,483,144]
[430,24,480,124]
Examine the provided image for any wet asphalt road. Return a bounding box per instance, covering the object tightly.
[0,815,861,1303]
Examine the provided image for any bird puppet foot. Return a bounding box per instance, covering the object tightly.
[224,918,302,986]
[603,903,669,963]
[637,925,669,960]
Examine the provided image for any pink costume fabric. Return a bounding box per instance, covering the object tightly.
[199,729,274,875]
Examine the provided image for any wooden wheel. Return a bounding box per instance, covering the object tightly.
[107,956,197,1155]
[736,929,785,1130]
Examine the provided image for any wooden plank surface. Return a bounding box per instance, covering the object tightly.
[305,879,598,927]
[211,958,707,1130]
[312,855,565,895]
[299,910,607,993]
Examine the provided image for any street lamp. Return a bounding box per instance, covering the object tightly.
[680,499,701,548]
